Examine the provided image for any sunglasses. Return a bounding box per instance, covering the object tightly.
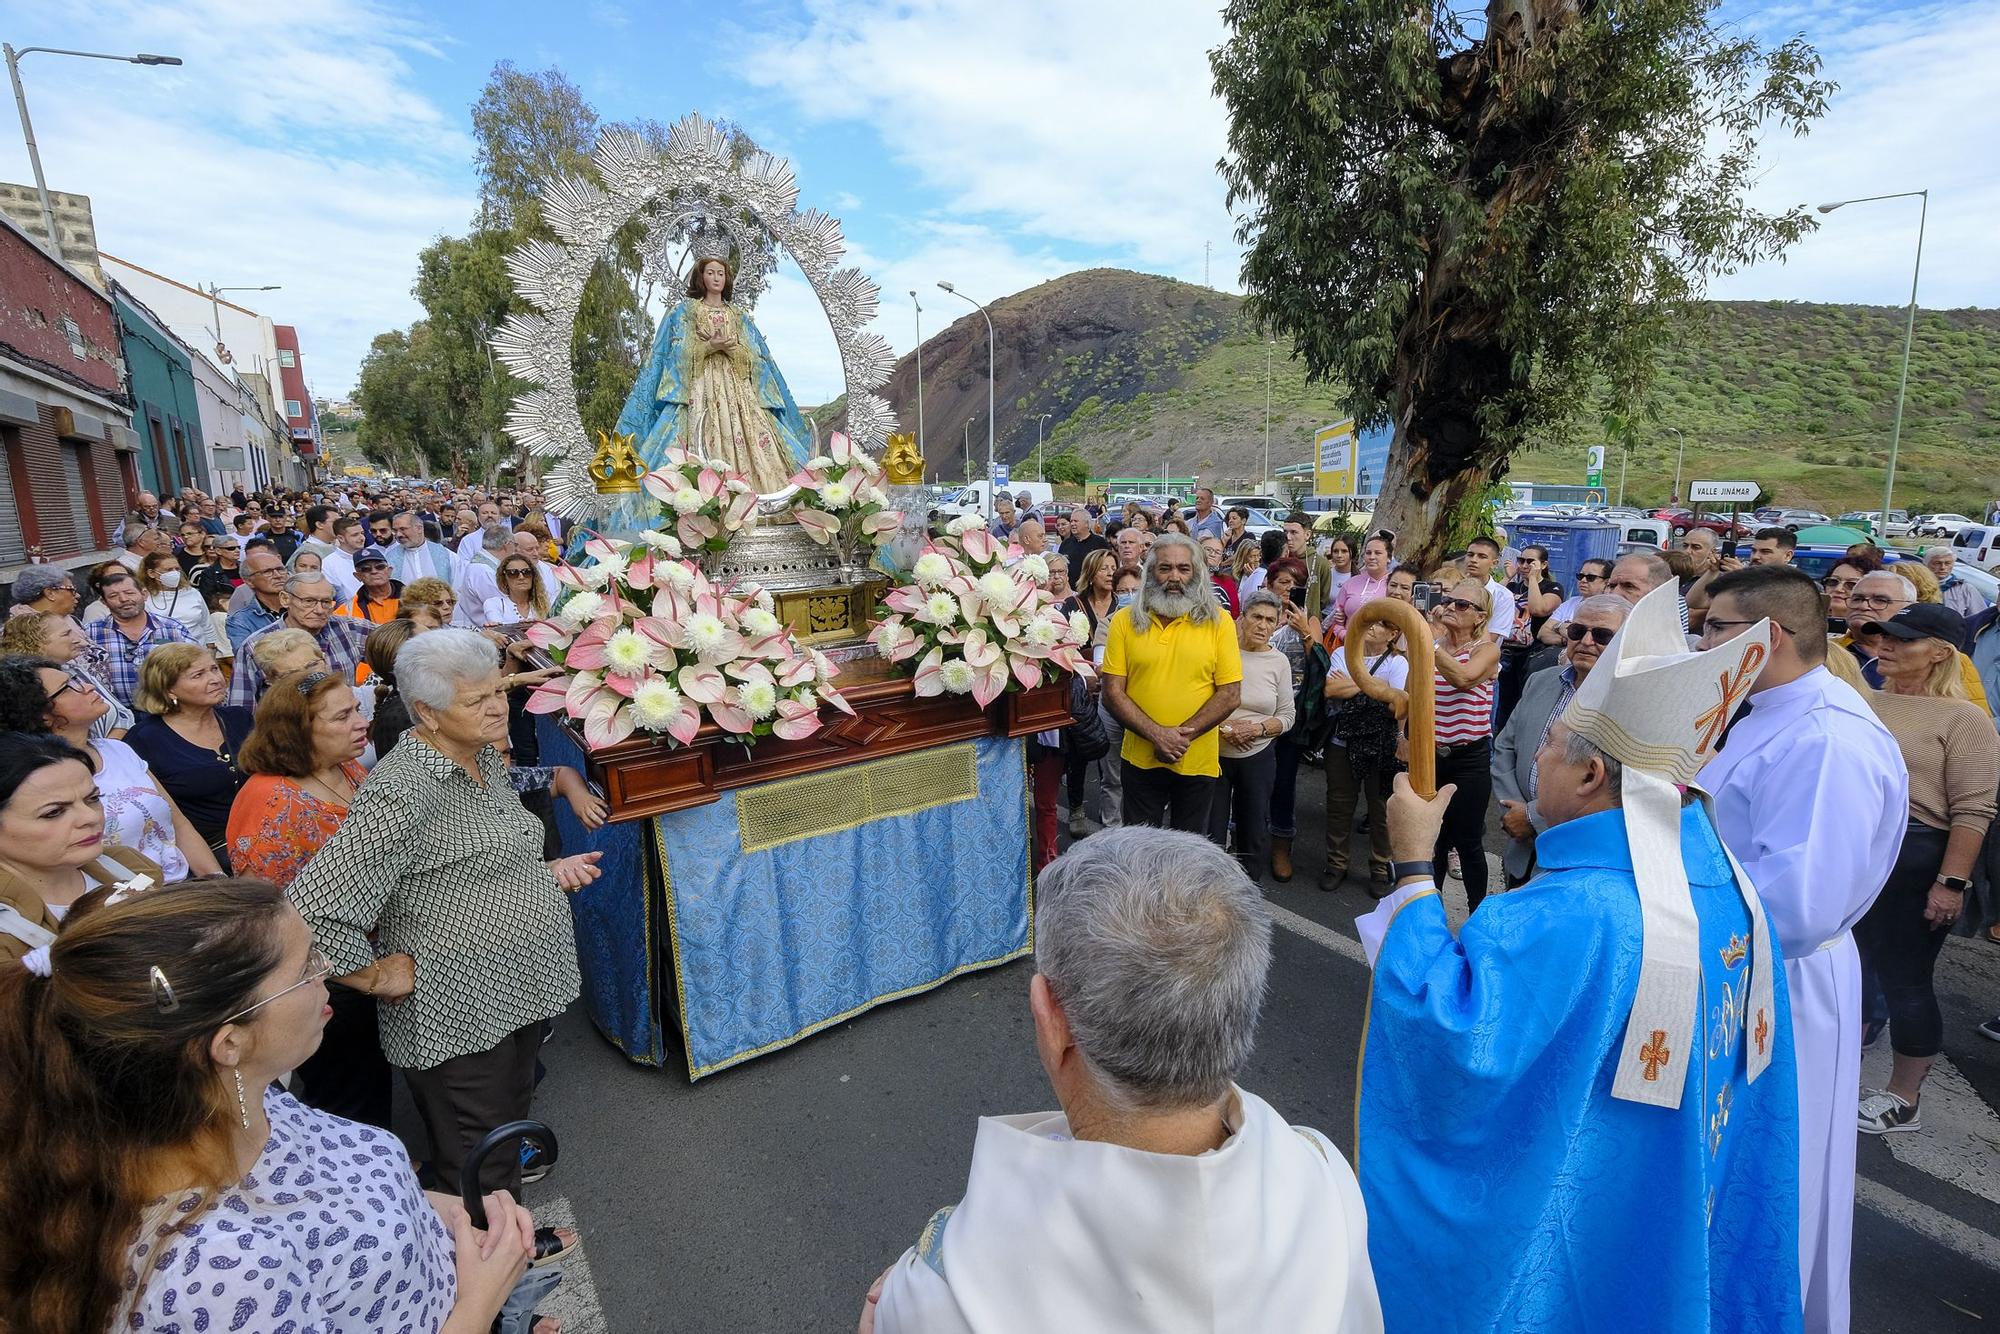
[1565,623,1617,645]
[504,566,535,578]
[1440,596,1484,613]
[1577,572,1606,583]
[224,947,334,1023]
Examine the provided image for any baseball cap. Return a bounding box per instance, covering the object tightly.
[355,545,392,568]
[1858,603,1966,645]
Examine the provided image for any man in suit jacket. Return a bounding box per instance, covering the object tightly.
[1489,595,1629,886]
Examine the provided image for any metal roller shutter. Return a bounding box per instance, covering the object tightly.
[0,437,25,565]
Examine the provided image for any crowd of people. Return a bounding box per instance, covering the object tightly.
[0,479,596,1334]
[1,471,1995,1332]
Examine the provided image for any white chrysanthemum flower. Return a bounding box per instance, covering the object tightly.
[638,530,683,555]
[820,480,853,508]
[1067,609,1091,644]
[704,457,729,471]
[948,514,984,536]
[725,478,754,494]
[810,648,835,683]
[604,628,653,676]
[668,488,707,515]
[577,563,612,589]
[806,455,834,470]
[1018,554,1050,584]
[912,553,953,587]
[559,590,606,626]
[658,561,696,591]
[1022,616,1063,648]
[685,612,730,656]
[977,570,1018,606]
[938,658,977,694]
[630,679,685,730]
[738,679,779,720]
[792,687,817,710]
[740,607,781,638]
[925,590,961,624]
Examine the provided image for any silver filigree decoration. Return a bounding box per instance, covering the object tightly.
[497,112,898,518]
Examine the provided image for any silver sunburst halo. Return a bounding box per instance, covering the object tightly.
[494,113,899,518]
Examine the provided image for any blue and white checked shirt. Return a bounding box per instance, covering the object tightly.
[85,612,198,709]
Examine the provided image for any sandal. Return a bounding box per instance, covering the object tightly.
[532,1225,582,1268]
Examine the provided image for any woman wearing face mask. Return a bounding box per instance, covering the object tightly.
[138,550,213,646]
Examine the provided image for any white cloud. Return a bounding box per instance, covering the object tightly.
[0,0,473,396]
[1682,2,2000,307]
[741,0,1242,284]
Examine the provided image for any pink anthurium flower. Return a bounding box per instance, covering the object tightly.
[771,697,822,740]
[679,664,727,705]
[971,661,1011,708]
[678,513,719,547]
[565,621,614,671]
[708,696,754,734]
[524,677,571,715]
[958,527,997,565]
[912,646,946,698]
[1010,656,1044,691]
[861,509,903,537]
[525,619,573,652]
[723,488,759,527]
[792,507,840,544]
[820,684,855,715]
[583,693,636,749]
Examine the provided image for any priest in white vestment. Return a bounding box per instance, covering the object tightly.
[863,828,1382,1334]
[1699,564,1909,1334]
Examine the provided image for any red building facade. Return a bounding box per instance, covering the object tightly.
[273,323,320,472]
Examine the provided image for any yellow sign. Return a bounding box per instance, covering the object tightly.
[1314,419,1358,497]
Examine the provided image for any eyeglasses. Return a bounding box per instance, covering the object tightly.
[48,674,89,701]
[223,947,334,1023]
[1822,576,1860,592]
[1565,623,1617,645]
[1577,572,1606,584]
[1700,617,1782,638]
[504,567,535,578]
[1846,593,1906,612]
[1440,596,1485,613]
[288,595,337,608]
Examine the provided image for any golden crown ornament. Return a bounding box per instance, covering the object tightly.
[589,429,646,495]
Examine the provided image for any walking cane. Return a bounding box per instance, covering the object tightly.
[1343,598,1437,799]
[460,1120,559,1227]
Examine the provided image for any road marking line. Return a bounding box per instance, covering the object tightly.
[1857,1178,2000,1273]
[1266,900,1365,964]
[1861,1044,2000,1208]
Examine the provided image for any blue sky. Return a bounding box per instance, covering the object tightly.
[1,0,1993,408]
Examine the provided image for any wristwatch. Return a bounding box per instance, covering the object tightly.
[1390,860,1437,883]
[1936,875,1972,893]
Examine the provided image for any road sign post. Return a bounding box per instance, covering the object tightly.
[1688,481,1758,505]
[1586,445,1605,489]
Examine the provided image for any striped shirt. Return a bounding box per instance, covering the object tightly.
[1434,640,1496,745]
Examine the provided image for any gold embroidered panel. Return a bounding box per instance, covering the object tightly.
[735,742,981,852]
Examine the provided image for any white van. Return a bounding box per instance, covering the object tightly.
[1954,524,2000,572]
[948,480,1054,515]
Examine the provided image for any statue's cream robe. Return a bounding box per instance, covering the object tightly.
[1702,667,1908,1334]
[872,1086,1382,1334]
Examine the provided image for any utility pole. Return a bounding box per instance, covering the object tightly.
[909,291,925,458]
[1203,242,1211,288]
[1035,412,1052,481]
[1262,337,1274,486]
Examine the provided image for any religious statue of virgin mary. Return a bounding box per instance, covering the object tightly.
[615,242,815,496]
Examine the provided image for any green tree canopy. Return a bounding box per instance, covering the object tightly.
[1212,0,1834,562]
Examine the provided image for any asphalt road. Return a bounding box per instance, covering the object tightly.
[423,756,2000,1332]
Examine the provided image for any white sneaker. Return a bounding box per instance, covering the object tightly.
[1857,1089,1921,1135]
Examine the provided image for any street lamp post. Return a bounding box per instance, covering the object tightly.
[1668,427,1686,505]
[4,44,182,258]
[1035,412,1052,481]
[1618,447,1628,507]
[938,281,995,503]
[1818,190,1928,529]
[206,283,281,366]
[1263,337,1274,486]
[909,291,925,460]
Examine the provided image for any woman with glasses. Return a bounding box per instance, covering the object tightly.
[0,657,221,882]
[1849,605,2000,1135]
[0,731,160,964]
[1428,580,1504,909]
[486,555,552,626]
[0,611,131,737]
[0,878,553,1334]
[1495,544,1563,731]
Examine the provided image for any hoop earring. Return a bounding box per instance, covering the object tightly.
[233,1069,249,1130]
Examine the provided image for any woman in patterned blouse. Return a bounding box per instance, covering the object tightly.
[0,877,546,1334]
[288,630,599,1260]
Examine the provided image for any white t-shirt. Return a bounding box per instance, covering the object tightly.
[1328,650,1411,749]
[1485,578,1516,641]
[91,737,188,883]
[146,586,213,645]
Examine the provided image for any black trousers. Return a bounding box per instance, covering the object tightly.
[291,981,393,1131]
[1209,745,1277,871]
[1121,758,1215,833]
[1856,824,1953,1058]
[1326,751,1392,876]
[1433,738,1494,910]
[403,1021,544,1197]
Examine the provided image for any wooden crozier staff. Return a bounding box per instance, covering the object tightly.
[1343,598,1437,798]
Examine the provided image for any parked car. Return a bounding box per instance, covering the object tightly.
[1954,525,2000,573]
[1736,542,1907,582]
[1944,561,2000,610]
[1915,513,1974,538]
[1763,508,1829,531]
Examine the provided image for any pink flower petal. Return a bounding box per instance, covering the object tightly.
[972,663,1010,708]
[583,696,636,749]
[821,685,855,716]
[792,508,840,544]
[679,664,727,704]
[525,619,572,651]
[724,490,759,526]
[1010,656,1043,690]
[912,647,945,697]
[666,709,702,745]
[861,510,902,537]
[565,622,613,671]
[524,678,571,715]
[772,713,822,741]
[707,699,755,734]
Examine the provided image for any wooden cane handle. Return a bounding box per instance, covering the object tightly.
[1344,599,1437,798]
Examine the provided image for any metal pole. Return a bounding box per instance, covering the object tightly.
[910,291,925,459]
[1618,446,1628,507]
[983,311,994,498]
[4,45,60,256]
[1882,191,1927,526]
[1036,412,1051,481]
[1670,428,1686,505]
[1263,338,1273,485]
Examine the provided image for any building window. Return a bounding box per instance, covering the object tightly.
[285,399,302,418]
[278,349,297,368]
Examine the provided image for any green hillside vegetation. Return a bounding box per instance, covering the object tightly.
[814,272,1998,514]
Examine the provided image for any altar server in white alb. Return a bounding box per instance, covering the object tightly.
[860,828,1381,1334]
[1698,564,1908,1334]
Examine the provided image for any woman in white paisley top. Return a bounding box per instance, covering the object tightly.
[0,877,547,1334]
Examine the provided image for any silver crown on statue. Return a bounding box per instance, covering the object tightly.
[687,218,734,264]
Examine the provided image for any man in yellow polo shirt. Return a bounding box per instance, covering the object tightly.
[1102,532,1244,832]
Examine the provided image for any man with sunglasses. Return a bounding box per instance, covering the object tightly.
[1490,594,1630,888]
[1539,558,1614,648]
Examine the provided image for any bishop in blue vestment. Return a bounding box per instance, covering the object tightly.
[1354,581,1803,1334]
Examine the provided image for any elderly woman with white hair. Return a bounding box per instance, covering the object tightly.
[862,827,1381,1334]
[287,629,600,1263]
